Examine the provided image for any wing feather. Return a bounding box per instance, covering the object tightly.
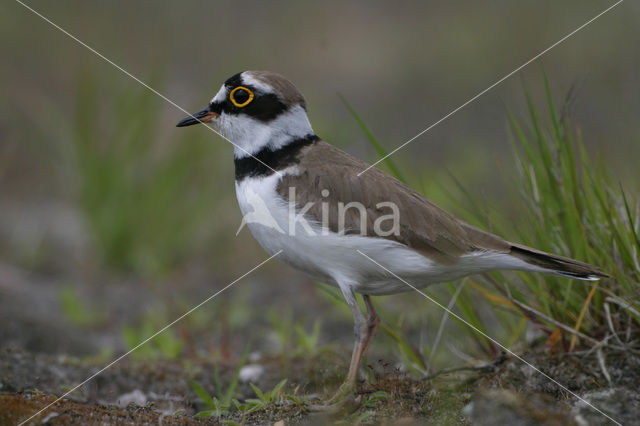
[277,141,510,264]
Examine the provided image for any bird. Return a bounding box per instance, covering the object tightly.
[176,70,607,404]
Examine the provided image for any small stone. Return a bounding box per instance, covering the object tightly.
[461,401,473,419]
[239,364,265,383]
[117,389,147,408]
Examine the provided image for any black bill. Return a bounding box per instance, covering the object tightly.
[176,107,217,127]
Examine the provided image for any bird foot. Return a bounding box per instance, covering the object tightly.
[306,383,361,413]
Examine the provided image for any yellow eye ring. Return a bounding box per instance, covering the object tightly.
[229,86,254,107]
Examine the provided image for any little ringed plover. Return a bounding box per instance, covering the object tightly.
[177,70,607,399]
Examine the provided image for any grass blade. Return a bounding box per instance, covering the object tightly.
[339,94,407,183]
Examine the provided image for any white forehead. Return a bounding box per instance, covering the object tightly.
[209,72,276,104]
[211,84,227,104]
[240,72,275,94]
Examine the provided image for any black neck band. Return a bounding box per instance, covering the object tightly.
[234,134,319,180]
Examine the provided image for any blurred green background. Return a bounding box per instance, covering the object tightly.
[0,0,638,372]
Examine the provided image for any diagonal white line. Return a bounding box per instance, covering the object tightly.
[18,250,282,426]
[358,0,624,176]
[356,249,622,426]
[13,0,282,177]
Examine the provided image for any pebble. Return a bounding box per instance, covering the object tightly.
[116,389,147,408]
[239,364,265,383]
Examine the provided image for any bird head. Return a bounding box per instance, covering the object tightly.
[177,71,314,158]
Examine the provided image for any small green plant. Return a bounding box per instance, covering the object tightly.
[244,379,288,412]
[121,315,184,360]
[58,285,103,327]
[362,390,390,409]
[267,308,294,355]
[293,319,322,356]
[190,345,249,417]
[333,390,391,424]
[229,379,305,417]
[268,307,331,358]
[267,307,335,381]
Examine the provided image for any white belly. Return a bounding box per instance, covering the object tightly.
[235,173,528,295]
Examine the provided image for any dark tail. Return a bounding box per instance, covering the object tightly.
[509,243,609,281]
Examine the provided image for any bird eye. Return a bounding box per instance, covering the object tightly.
[229,86,254,108]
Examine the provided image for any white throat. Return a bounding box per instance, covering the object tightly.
[215,105,314,158]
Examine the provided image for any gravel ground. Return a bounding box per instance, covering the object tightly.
[2,346,638,425]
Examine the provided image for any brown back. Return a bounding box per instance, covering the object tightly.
[277,141,510,265]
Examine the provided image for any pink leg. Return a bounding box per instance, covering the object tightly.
[345,294,380,387]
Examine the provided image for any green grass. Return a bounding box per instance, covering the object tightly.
[58,285,105,328]
[474,75,640,349]
[71,70,221,277]
[190,345,250,417]
[191,365,303,420]
[121,312,184,360]
[349,72,639,365]
[245,379,292,412]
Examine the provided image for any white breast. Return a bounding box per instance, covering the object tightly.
[235,172,535,295]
